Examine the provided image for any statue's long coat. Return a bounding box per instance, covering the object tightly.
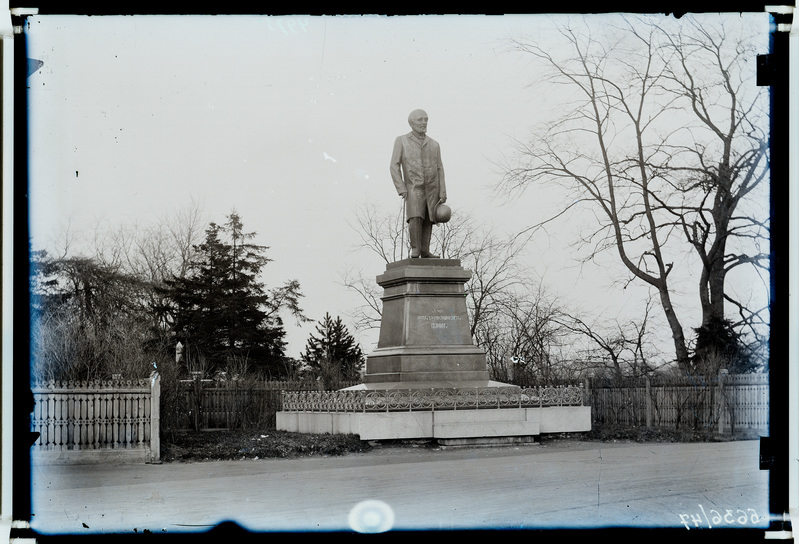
[390,132,447,222]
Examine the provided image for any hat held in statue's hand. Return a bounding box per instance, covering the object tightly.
[435,202,452,223]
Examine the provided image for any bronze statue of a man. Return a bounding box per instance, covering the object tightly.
[390,109,447,259]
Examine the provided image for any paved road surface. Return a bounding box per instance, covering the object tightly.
[29,439,769,535]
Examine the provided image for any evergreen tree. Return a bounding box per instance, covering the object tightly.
[691,316,759,375]
[160,212,303,377]
[301,313,365,387]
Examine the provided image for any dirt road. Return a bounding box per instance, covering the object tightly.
[29,439,769,535]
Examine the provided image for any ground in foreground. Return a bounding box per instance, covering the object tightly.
[161,424,759,463]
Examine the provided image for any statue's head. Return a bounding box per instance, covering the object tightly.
[407,109,428,135]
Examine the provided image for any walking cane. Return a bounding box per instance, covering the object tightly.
[399,196,406,260]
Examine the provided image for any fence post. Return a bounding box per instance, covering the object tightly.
[149,371,161,463]
[191,373,202,431]
[645,376,652,429]
[717,369,727,435]
[584,378,591,412]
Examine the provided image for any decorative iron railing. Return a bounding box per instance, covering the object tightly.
[281,385,585,413]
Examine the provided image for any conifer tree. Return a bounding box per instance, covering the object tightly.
[160,212,304,376]
[301,313,364,386]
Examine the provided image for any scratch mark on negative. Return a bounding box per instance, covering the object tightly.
[688,455,699,476]
[597,458,602,507]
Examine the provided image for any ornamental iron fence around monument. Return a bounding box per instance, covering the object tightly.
[280,385,586,413]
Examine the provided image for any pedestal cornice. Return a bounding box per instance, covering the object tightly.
[377,258,471,287]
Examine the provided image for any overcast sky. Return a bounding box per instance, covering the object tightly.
[24,13,771,358]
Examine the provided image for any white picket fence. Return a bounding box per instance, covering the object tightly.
[30,373,160,464]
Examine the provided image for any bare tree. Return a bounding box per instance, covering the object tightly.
[340,267,384,332]
[30,200,211,380]
[30,252,155,381]
[650,18,770,341]
[349,201,409,264]
[90,198,208,284]
[95,200,209,336]
[477,282,572,385]
[557,295,662,380]
[498,15,768,372]
[450,224,528,339]
[343,204,529,341]
[339,202,409,332]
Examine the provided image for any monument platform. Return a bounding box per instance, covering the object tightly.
[277,259,591,441]
[276,383,591,440]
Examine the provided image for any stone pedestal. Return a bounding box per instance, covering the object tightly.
[277,258,592,440]
[350,258,505,390]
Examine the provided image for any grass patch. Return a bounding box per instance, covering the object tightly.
[160,425,763,462]
[161,430,371,462]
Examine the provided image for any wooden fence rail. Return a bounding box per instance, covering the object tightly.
[177,379,359,431]
[587,372,768,434]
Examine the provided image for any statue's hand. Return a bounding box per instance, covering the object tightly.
[439,195,447,204]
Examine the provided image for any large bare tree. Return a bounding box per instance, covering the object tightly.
[652,19,769,341]
[498,15,769,372]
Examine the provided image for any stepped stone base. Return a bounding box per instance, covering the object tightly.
[436,436,539,447]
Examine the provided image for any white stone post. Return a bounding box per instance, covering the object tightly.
[149,371,161,463]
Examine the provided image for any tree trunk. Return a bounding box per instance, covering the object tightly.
[699,166,733,326]
[657,283,691,372]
